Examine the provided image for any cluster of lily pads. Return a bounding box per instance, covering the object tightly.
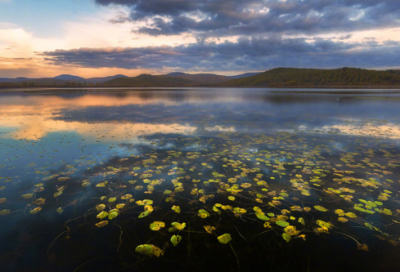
[1,132,400,260]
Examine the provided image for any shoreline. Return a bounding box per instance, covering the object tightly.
[1,85,400,93]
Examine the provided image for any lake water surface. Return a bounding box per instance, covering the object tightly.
[1,88,400,271]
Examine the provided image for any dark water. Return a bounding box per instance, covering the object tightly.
[1,88,400,272]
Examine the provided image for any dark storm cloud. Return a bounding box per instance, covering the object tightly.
[39,36,400,71]
[98,0,400,36]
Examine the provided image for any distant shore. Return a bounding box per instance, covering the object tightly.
[1,85,400,93]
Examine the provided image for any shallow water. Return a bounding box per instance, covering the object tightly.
[1,88,400,271]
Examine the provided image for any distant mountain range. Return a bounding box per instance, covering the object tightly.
[0,72,258,85]
[2,68,400,88]
[103,72,261,86]
[0,74,129,84]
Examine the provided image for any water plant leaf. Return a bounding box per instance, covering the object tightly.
[169,222,186,232]
[96,181,108,187]
[364,223,374,230]
[32,198,45,205]
[116,203,125,209]
[233,207,246,217]
[97,211,108,219]
[303,207,311,212]
[171,235,182,246]
[383,208,392,216]
[0,209,10,216]
[198,209,210,218]
[314,205,328,212]
[108,209,119,219]
[276,221,290,227]
[335,209,345,216]
[282,233,291,243]
[56,207,63,214]
[139,211,150,218]
[121,194,133,200]
[171,205,181,214]
[217,233,232,244]
[144,205,154,213]
[30,207,42,214]
[95,221,108,228]
[96,204,106,211]
[22,193,33,199]
[204,225,216,234]
[316,220,333,229]
[150,221,165,231]
[54,191,63,198]
[135,244,164,257]
[284,225,300,236]
[264,222,271,228]
[357,243,369,251]
[345,212,357,218]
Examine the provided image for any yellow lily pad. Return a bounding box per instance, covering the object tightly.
[150,221,165,231]
[95,221,109,228]
[217,233,232,244]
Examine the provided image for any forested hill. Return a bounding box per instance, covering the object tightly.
[214,67,400,87]
[164,72,230,83]
[2,67,400,88]
[102,74,197,87]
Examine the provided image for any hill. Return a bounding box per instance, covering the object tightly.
[215,67,400,87]
[86,74,128,84]
[387,69,400,76]
[103,74,197,87]
[53,74,85,81]
[229,72,260,79]
[0,77,35,83]
[3,68,400,88]
[164,72,230,83]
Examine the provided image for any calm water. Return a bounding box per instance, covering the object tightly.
[1,88,400,271]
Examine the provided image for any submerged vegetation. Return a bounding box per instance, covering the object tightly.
[2,131,400,270]
[0,89,400,271]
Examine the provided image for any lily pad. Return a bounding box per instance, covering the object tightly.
[276,221,290,227]
[171,235,182,246]
[217,233,232,244]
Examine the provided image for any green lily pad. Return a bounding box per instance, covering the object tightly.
[171,235,182,246]
[276,220,290,227]
[282,233,291,243]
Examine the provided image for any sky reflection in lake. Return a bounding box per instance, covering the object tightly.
[1,88,400,143]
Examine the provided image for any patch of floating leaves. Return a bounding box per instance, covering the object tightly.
[3,129,400,263]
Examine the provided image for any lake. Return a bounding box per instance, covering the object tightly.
[1,88,400,271]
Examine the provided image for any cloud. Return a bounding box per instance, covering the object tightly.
[339,34,353,40]
[95,0,400,37]
[39,35,400,71]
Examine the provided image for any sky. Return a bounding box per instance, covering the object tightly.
[1,0,400,78]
